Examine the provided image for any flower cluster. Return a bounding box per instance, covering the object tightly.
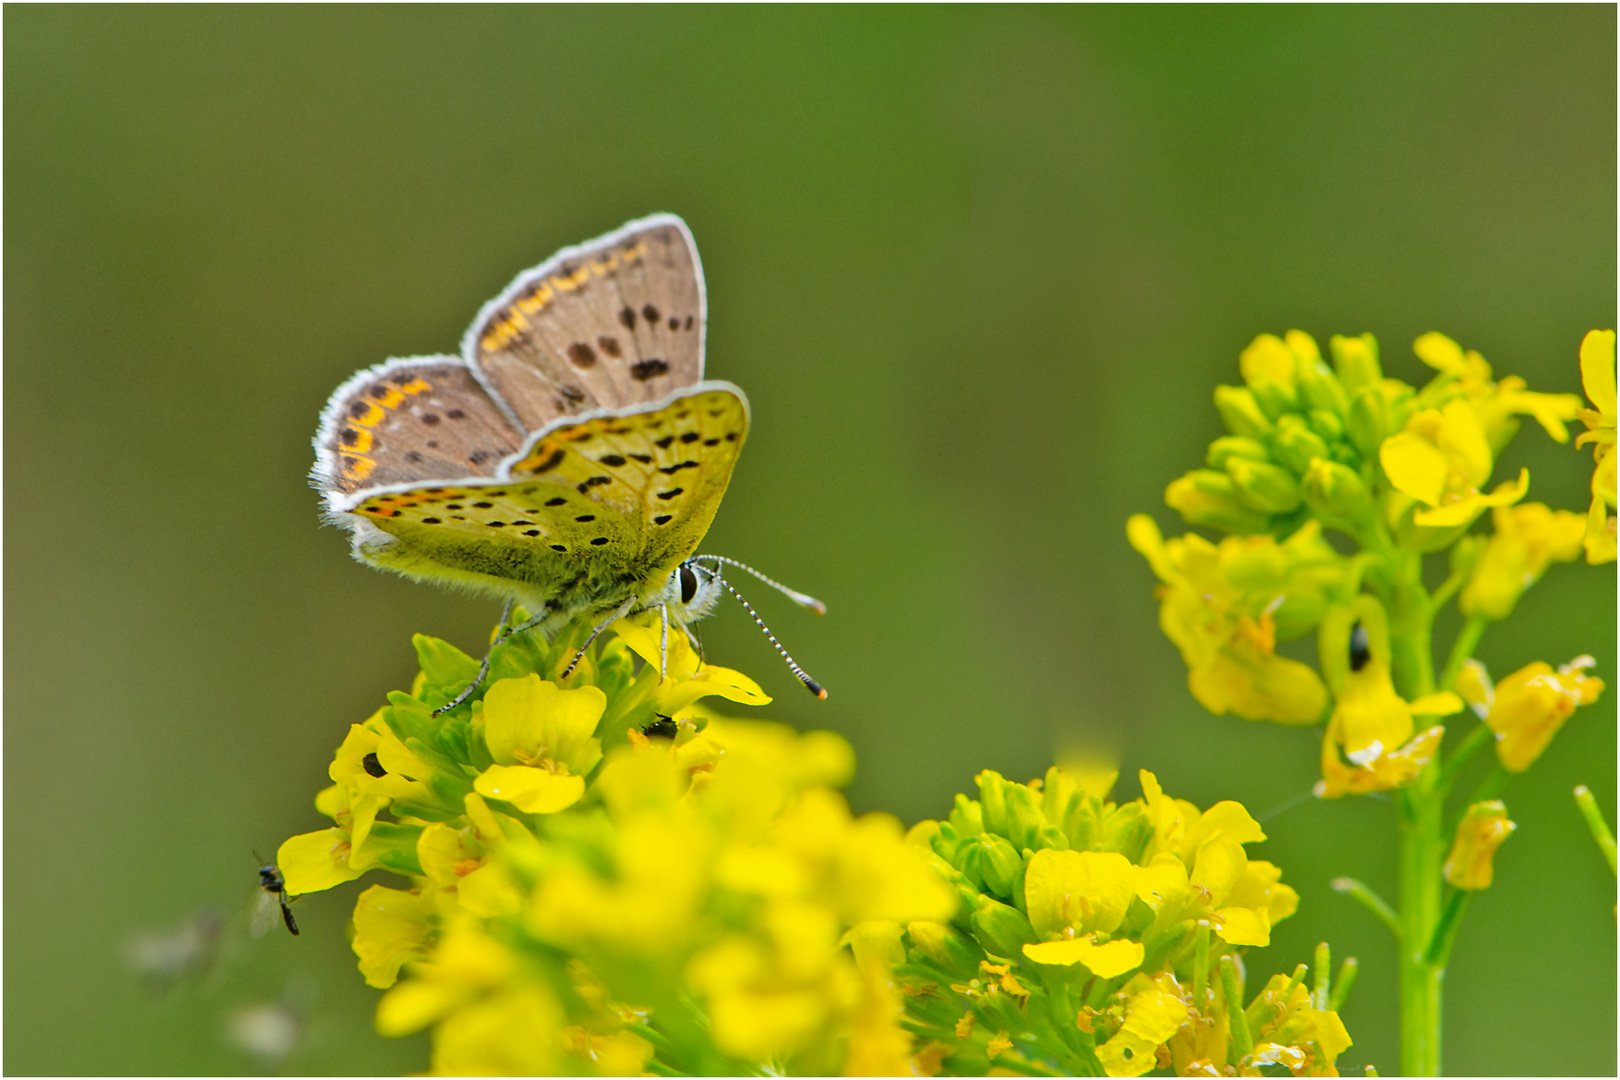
[889,766,1352,1077]
[1131,330,1606,795]
[275,616,955,1075]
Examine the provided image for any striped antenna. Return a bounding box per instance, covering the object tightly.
[692,555,827,614]
[715,575,827,699]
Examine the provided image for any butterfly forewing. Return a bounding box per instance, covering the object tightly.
[314,358,522,499]
[467,215,705,433]
[347,384,747,620]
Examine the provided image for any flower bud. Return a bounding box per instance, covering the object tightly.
[1214,385,1274,438]
[976,771,1011,837]
[1330,333,1382,395]
[1347,387,1392,457]
[975,834,1026,899]
[1272,415,1331,475]
[1250,379,1299,423]
[1296,360,1350,418]
[1443,801,1515,890]
[1227,457,1304,514]
[1166,471,1272,534]
[1307,408,1346,445]
[1303,459,1368,520]
[906,920,983,975]
[1098,803,1153,862]
[969,897,1038,959]
[1206,436,1270,470]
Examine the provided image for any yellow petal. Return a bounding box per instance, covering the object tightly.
[481,675,605,771]
[1023,849,1138,937]
[1414,469,1528,527]
[1580,329,1617,415]
[1410,691,1464,717]
[1437,400,1492,487]
[277,828,363,894]
[474,764,585,814]
[657,664,772,712]
[1213,904,1271,947]
[1380,431,1449,506]
[1022,937,1145,978]
[352,884,432,988]
[1413,331,1468,375]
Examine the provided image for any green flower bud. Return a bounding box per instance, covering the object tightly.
[1347,386,1393,457]
[975,833,1026,899]
[969,896,1038,959]
[1303,458,1369,520]
[905,920,983,975]
[949,792,985,838]
[1206,436,1270,470]
[1296,360,1350,417]
[1098,803,1153,863]
[1307,408,1346,445]
[1001,781,1053,851]
[1250,379,1299,423]
[976,771,1010,837]
[367,822,427,877]
[1227,457,1304,513]
[1214,385,1274,438]
[1166,471,1271,533]
[1271,415,1331,475]
[1330,333,1382,395]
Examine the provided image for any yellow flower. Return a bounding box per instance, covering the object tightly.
[1413,331,1583,446]
[1459,502,1587,620]
[614,619,772,713]
[1444,801,1516,890]
[1128,516,1335,725]
[353,884,434,988]
[1576,329,1617,563]
[1020,849,1145,977]
[330,712,438,803]
[1379,399,1528,529]
[1095,972,1187,1077]
[471,675,604,815]
[1481,656,1605,772]
[276,784,387,894]
[1317,656,1456,798]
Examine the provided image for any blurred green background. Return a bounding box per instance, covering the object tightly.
[6,6,1614,1075]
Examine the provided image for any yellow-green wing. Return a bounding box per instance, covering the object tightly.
[344,382,748,621]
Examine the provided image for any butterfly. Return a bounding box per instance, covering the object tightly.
[312,214,823,705]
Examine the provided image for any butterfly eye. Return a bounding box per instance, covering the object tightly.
[679,564,700,605]
[1348,622,1372,672]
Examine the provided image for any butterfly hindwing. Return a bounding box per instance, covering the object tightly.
[345,384,748,620]
[313,357,522,502]
[466,214,705,433]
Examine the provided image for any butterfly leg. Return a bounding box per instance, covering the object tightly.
[433,600,550,716]
[560,597,639,680]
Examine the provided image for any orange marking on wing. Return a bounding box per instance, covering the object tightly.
[515,282,555,315]
[341,454,376,482]
[589,253,619,276]
[554,265,591,291]
[346,428,375,454]
[399,378,431,395]
[350,402,385,426]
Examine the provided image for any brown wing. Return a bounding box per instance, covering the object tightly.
[313,356,522,509]
[463,214,705,434]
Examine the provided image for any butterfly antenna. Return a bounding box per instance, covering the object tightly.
[693,555,827,614]
[716,576,827,699]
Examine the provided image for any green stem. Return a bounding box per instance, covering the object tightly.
[1573,785,1618,874]
[1436,723,1494,797]
[1218,956,1253,1063]
[1437,615,1487,696]
[1312,942,1331,1011]
[1330,877,1402,939]
[1397,776,1445,1077]
[1329,957,1360,1012]
[1423,888,1471,968]
[1192,926,1209,1008]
